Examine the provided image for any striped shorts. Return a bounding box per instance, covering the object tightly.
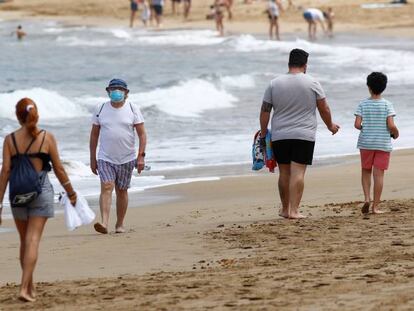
[97,159,136,190]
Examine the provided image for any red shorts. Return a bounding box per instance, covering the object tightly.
[360,149,390,170]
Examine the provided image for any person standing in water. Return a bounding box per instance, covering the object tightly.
[267,0,283,40]
[0,98,77,302]
[323,7,335,38]
[303,8,326,40]
[13,25,26,40]
[90,79,147,234]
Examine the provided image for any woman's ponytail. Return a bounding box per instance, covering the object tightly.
[15,98,39,138]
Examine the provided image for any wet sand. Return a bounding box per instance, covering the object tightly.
[0,149,413,310]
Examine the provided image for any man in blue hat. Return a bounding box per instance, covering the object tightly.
[90,79,147,234]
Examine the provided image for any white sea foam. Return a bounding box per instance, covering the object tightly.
[131,79,237,117]
[130,30,227,46]
[0,88,88,120]
[79,79,238,118]
[110,29,132,39]
[220,74,256,89]
[56,36,111,47]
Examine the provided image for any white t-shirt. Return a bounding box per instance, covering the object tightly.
[305,8,324,21]
[268,1,279,17]
[92,101,145,165]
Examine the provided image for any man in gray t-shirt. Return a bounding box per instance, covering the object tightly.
[259,48,339,219]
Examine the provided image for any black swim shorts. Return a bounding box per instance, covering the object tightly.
[272,139,315,165]
[131,1,138,11]
[152,4,163,16]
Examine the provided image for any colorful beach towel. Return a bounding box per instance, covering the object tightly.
[252,130,276,172]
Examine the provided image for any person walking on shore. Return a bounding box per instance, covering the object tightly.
[0,98,77,302]
[259,49,340,219]
[90,79,147,234]
[354,72,399,214]
[151,0,164,28]
[130,0,139,28]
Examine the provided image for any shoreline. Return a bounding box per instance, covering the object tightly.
[1,2,414,39]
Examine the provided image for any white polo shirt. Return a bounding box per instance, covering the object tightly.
[92,101,144,165]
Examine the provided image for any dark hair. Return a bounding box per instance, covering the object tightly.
[367,72,387,95]
[288,49,309,68]
[16,98,40,138]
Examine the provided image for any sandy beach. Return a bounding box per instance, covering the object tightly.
[1,0,413,37]
[0,149,414,310]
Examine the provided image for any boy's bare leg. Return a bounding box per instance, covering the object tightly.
[289,162,307,219]
[361,168,371,213]
[278,164,290,218]
[372,167,385,214]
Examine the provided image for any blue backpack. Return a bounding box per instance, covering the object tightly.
[9,131,45,207]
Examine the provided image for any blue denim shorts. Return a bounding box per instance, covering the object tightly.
[11,172,55,221]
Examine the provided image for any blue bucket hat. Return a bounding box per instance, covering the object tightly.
[106,78,128,91]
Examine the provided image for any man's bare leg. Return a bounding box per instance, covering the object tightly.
[115,186,128,233]
[95,181,114,233]
[289,162,307,219]
[361,168,372,214]
[372,167,385,214]
[278,164,290,218]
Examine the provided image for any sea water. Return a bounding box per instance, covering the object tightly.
[1,20,414,215]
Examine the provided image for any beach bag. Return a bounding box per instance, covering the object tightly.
[60,192,95,231]
[252,130,277,173]
[75,194,95,225]
[9,132,44,207]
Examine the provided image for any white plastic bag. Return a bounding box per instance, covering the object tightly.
[60,192,95,231]
[62,194,82,231]
[75,194,95,225]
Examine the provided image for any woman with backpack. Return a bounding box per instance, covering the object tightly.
[0,98,77,302]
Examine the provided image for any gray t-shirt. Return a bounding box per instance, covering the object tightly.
[262,73,325,142]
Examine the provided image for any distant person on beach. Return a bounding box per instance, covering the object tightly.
[0,98,77,302]
[13,25,26,40]
[354,72,399,214]
[259,49,340,219]
[323,7,335,37]
[183,0,191,20]
[130,0,139,28]
[90,79,147,234]
[303,8,326,40]
[171,0,181,15]
[210,0,224,36]
[267,0,283,40]
[152,0,164,27]
[142,0,151,26]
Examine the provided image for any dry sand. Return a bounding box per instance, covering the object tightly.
[0,0,413,37]
[0,149,414,310]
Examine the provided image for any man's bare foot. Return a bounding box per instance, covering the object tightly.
[372,209,385,214]
[115,226,126,233]
[361,202,370,214]
[94,222,108,234]
[18,292,35,302]
[289,212,307,219]
[278,210,289,219]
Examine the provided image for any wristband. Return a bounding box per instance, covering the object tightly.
[68,192,77,198]
[62,180,71,186]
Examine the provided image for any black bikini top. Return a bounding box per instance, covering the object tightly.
[11,130,52,172]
